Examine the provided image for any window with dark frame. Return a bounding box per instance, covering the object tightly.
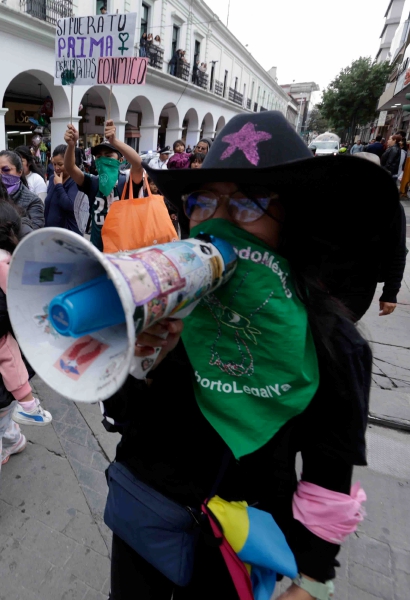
[141,3,150,37]
[223,70,228,97]
[194,40,201,63]
[210,62,215,91]
[172,25,180,56]
[234,77,238,91]
[96,0,107,14]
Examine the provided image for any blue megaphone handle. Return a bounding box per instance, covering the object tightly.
[48,274,126,337]
[47,235,235,339]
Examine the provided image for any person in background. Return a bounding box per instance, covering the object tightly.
[398,139,407,178]
[139,32,148,57]
[146,33,153,61]
[150,35,162,68]
[350,140,363,154]
[0,187,52,431]
[75,140,87,172]
[365,135,385,158]
[15,146,47,202]
[381,134,402,178]
[192,59,200,85]
[46,161,54,180]
[148,147,171,170]
[189,152,206,169]
[45,144,88,235]
[186,145,193,154]
[167,140,190,169]
[195,138,213,154]
[100,5,107,14]
[64,119,143,251]
[169,48,180,76]
[339,144,348,154]
[146,176,180,237]
[0,150,44,230]
[396,130,408,152]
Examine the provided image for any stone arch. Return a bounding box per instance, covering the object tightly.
[182,107,200,148]
[2,69,70,117]
[200,112,215,141]
[1,69,71,152]
[79,85,120,121]
[160,102,180,148]
[125,95,155,151]
[78,86,121,149]
[215,115,226,135]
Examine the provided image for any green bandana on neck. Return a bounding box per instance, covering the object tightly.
[182,219,319,458]
[95,156,121,197]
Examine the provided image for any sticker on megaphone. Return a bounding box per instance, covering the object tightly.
[7,229,237,403]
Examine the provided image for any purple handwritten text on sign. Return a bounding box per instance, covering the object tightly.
[54,13,137,86]
[97,57,148,85]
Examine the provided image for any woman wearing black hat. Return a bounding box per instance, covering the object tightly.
[103,112,400,600]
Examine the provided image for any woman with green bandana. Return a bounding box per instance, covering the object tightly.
[64,120,144,251]
[102,112,400,600]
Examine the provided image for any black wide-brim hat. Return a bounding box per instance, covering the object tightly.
[146,111,400,287]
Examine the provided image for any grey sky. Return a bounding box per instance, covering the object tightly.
[204,0,388,93]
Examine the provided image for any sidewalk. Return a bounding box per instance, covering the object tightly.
[1,240,410,599]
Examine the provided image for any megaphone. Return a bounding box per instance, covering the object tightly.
[7,229,237,403]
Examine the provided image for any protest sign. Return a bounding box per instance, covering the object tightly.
[97,57,148,85]
[54,13,137,86]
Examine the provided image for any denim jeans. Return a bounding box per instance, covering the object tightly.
[0,401,20,474]
[139,47,146,57]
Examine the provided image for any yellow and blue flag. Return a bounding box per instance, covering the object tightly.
[204,496,298,600]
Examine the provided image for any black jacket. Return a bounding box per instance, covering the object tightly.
[381,144,402,176]
[102,315,371,582]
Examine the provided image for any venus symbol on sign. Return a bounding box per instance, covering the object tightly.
[118,32,130,55]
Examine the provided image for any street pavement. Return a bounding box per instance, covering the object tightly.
[1,209,410,599]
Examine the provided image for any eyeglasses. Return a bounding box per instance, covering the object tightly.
[182,188,279,223]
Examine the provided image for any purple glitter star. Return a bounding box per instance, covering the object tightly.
[220,122,272,166]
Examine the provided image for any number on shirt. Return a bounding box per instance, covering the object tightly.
[94,198,105,225]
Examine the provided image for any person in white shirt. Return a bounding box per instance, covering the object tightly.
[148,147,171,170]
[15,146,47,202]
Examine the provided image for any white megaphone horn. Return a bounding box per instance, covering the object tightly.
[7,228,237,403]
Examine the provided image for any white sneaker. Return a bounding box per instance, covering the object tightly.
[1,432,27,465]
[12,398,52,426]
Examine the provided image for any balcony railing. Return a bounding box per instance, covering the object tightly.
[229,88,243,106]
[193,72,209,90]
[176,61,190,82]
[214,80,224,97]
[247,98,252,109]
[21,0,73,25]
[148,46,164,71]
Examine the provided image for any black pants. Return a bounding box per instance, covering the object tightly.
[110,532,239,600]
[338,281,378,322]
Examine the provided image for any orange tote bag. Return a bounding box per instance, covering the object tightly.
[102,175,179,253]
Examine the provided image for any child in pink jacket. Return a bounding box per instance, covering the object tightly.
[0,245,52,431]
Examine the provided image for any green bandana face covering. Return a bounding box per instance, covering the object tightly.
[95,156,121,196]
[182,219,319,458]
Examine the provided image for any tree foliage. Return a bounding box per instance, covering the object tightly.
[319,57,391,135]
[306,106,329,134]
